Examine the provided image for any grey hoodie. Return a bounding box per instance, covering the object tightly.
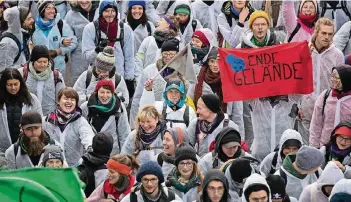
[199,169,230,202]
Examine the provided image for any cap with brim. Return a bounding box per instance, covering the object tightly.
[223,141,241,148]
[22,123,42,130]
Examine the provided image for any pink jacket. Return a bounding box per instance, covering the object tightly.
[309,89,351,148]
[283,0,313,42]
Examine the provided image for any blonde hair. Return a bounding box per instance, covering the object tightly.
[136,105,162,123]
[314,17,334,33]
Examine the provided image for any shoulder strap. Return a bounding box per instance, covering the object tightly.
[166,0,175,11]
[86,69,93,89]
[287,23,301,43]
[114,73,121,87]
[115,111,121,151]
[146,22,152,36]
[57,19,63,37]
[157,152,164,166]
[23,65,29,82]
[13,142,18,169]
[212,151,219,168]
[167,187,176,201]
[322,89,331,117]
[119,21,124,50]
[93,20,100,47]
[183,105,190,127]
[129,185,140,201]
[270,151,279,174]
[223,119,229,128]
[162,103,168,118]
[320,1,327,17]
[279,168,288,185]
[53,69,61,86]
[192,19,197,32]
[315,170,319,179]
[341,0,351,20]
[0,32,21,63]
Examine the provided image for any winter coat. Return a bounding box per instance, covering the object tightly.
[260,129,303,177]
[120,184,182,202]
[191,0,224,45]
[0,93,42,153]
[299,161,344,202]
[82,20,135,80]
[299,44,344,143]
[333,21,351,55]
[139,89,196,131]
[241,173,272,202]
[129,22,155,55]
[0,6,27,71]
[187,80,245,137]
[309,89,351,148]
[329,179,351,201]
[64,3,99,85]
[42,114,94,166]
[120,129,163,165]
[318,1,351,32]
[320,146,351,179]
[186,116,239,157]
[81,101,130,155]
[73,68,129,106]
[18,67,65,116]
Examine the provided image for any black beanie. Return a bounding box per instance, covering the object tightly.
[266,174,286,199]
[174,143,198,166]
[30,45,50,62]
[19,7,30,25]
[161,38,180,52]
[229,158,252,183]
[333,65,351,93]
[92,132,113,156]
[220,130,241,145]
[244,184,270,202]
[282,139,302,150]
[201,94,221,113]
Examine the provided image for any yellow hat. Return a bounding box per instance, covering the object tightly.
[248,10,270,29]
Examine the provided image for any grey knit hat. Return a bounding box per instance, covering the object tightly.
[41,144,64,166]
[296,146,323,172]
[94,46,115,71]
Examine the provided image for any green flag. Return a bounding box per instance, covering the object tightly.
[0,168,84,202]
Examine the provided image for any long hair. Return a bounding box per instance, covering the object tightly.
[0,68,32,109]
[111,154,140,174]
[127,6,148,26]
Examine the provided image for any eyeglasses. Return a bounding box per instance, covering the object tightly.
[207,186,224,194]
[162,53,176,58]
[336,135,351,144]
[179,161,194,168]
[141,178,158,184]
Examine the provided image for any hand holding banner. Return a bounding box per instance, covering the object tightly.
[218,41,313,102]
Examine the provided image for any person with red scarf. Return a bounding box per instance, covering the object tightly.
[87,154,139,202]
[282,0,319,42]
[310,65,351,148]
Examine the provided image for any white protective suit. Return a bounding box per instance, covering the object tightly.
[329,179,351,201]
[333,21,351,55]
[241,173,272,202]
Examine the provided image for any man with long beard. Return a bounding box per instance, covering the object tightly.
[5,110,60,169]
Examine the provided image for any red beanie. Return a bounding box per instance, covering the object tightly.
[192,30,210,47]
[334,126,351,138]
[95,79,115,93]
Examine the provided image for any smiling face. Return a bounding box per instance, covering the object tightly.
[139,116,159,133]
[43,3,56,21]
[252,17,269,42]
[209,58,219,73]
[336,134,351,150]
[156,17,170,31]
[191,37,203,49]
[330,69,343,91]
[162,132,176,155]
[6,79,20,95]
[107,168,120,184]
[33,58,49,72]
[131,5,143,20]
[102,7,116,23]
[97,86,113,104]
[162,51,177,64]
[177,160,194,179]
[22,12,34,31]
[301,1,316,16]
[58,94,76,113]
[196,98,213,121]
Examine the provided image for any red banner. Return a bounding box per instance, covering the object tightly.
[218,41,313,102]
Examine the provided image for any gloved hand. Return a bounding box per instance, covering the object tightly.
[95,40,109,53]
[49,50,58,58]
[125,79,135,98]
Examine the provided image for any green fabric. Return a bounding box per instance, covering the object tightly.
[282,154,307,179]
[175,7,190,16]
[0,168,84,202]
[89,96,116,113]
[168,168,201,194]
[251,35,268,47]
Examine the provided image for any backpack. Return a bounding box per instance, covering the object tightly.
[220,156,261,174]
[23,63,61,86]
[93,20,125,56]
[320,0,351,21]
[0,32,21,64]
[322,88,331,117]
[162,103,190,127]
[279,167,319,184]
[57,19,69,63]
[129,184,176,201]
[85,68,121,90]
[78,164,106,197]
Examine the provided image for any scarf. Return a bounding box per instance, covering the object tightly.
[139,122,162,145]
[198,112,225,134]
[99,17,118,47]
[191,46,210,62]
[167,168,201,194]
[28,61,52,81]
[230,5,240,18]
[331,89,351,99]
[88,94,118,113]
[330,144,350,161]
[153,30,172,48]
[298,13,316,28]
[194,66,227,112]
[36,16,55,31]
[128,17,141,31]
[282,154,306,179]
[251,35,268,47]
[103,175,135,200]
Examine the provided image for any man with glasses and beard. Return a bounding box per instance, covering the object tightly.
[5,110,60,169]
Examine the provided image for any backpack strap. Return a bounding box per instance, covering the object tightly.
[13,142,19,169]
[212,151,219,168]
[118,21,124,53]
[270,151,279,174]
[162,103,168,119]
[114,73,121,87]
[320,1,327,17]
[279,167,287,185]
[0,32,21,63]
[166,0,175,12]
[115,110,121,151]
[57,20,69,63]
[23,64,29,82]
[167,187,176,201]
[183,105,189,127]
[146,22,152,36]
[93,20,101,47]
[223,119,229,128]
[85,68,93,90]
[341,0,351,20]
[287,23,301,43]
[53,69,61,86]
[192,19,197,32]
[157,152,164,166]
[322,89,331,117]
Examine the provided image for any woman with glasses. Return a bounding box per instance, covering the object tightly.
[320,121,351,178]
[166,143,203,202]
[310,65,351,148]
[87,154,139,202]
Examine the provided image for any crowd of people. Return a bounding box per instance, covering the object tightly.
[0,0,351,201]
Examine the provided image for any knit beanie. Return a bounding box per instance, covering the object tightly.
[229,158,252,183]
[207,47,218,61]
[219,129,241,147]
[128,0,145,9]
[136,161,164,183]
[295,146,323,172]
[163,127,187,146]
[192,30,210,47]
[30,45,50,62]
[41,144,64,166]
[20,110,42,130]
[92,132,113,156]
[161,38,180,52]
[174,143,198,166]
[200,94,221,113]
[192,28,214,47]
[244,184,270,202]
[266,175,287,200]
[37,0,55,17]
[19,7,30,25]
[248,10,270,29]
[95,46,115,71]
[95,79,115,93]
[333,65,351,93]
[99,0,118,16]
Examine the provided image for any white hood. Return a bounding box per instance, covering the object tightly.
[276,129,303,168]
[329,179,351,200]
[242,173,272,202]
[316,161,344,189]
[4,6,21,37]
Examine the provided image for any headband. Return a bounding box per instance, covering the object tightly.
[163,16,175,30]
[106,159,132,176]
